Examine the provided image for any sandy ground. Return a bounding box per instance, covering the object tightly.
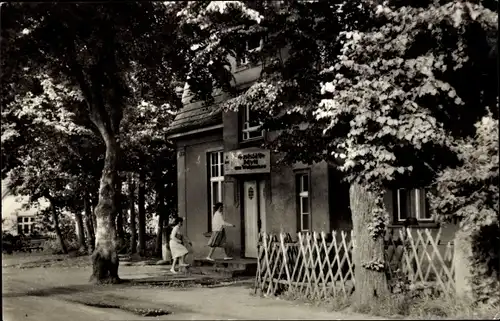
[2,253,386,320]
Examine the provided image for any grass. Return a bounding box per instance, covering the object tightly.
[363,295,499,319]
[271,287,500,319]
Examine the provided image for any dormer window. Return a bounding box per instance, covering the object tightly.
[237,35,263,67]
[242,105,264,141]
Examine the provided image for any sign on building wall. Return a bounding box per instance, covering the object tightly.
[224,148,271,175]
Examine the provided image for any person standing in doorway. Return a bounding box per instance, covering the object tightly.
[206,202,234,261]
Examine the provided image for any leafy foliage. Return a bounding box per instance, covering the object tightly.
[180,0,497,237]
[180,0,498,301]
[316,0,497,236]
[1,3,187,270]
[430,113,499,304]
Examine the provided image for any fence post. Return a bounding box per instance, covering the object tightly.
[453,229,473,299]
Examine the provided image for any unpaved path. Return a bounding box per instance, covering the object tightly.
[2,254,385,320]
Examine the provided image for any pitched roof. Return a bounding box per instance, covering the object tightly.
[167,102,222,136]
[166,72,258,137]
[167,85,226,136]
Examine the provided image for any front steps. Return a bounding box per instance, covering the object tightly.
[192,258,257,277]
[118,254,257,278]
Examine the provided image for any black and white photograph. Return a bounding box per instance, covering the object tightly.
[1,1,498,320]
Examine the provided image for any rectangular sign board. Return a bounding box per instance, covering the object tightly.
[224,148,271,175]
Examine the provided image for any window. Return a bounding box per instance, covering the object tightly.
[237,35,263,67]
[17,216,35,235]
[394,188,433,223]
[296,173,311,232]
[242,105,264,141]
[209,151,224,231]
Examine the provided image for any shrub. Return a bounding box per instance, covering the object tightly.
[42,232,80,254]
[144,234,157,257]
[430,113,499,304]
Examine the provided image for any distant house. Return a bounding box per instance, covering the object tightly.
[166,42,457,260]
[2,180,41,236]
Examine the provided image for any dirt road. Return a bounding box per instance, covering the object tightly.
[2,254,384,320]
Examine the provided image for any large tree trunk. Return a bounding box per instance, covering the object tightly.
[128,174,137,254]
[115,177,125,249]
[89,131,120,284]
[74,210,86,253]
[84,194,95,252]
[138,171,146,256]
[48,198,68,254]
[350,183,389,306]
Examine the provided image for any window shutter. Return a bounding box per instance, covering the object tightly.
[295,174,301,233]
[206,152,212,232]
[392,189,399,223]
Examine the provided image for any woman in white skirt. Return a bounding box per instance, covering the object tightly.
[206,202,235,261]
[169,217,190,273]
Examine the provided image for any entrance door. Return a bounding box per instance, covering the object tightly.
[243,180,266,258]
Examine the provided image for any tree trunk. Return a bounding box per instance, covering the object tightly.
[74,210,86,253]
[84,194,95,252]
[48,198,68,254]
[115,177,125,249]
[154,181,165,257]
[350,183,389,306]
[155,216,164,258]
[89,131,120,284]
[128,174,137,254]
[138,171,146,256]
[90,197,97,233]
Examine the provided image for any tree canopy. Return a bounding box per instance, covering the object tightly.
[178,0,498,303]
[1,2,188,282]
[1,0,497,301]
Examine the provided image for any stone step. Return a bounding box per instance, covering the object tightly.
[192,258,257,277]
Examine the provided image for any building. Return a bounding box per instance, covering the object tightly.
[2,180,39,236]
[167,48,457,260]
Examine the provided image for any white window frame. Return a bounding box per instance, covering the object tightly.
[17,216,35,235]
[396,188,433,222]
[298,173,310,232]
[237,38,264,66]
[242,105,264,141]
[209,151,224,221]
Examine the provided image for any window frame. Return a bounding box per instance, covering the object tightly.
[208,150,224,232]
[296,171,312,233]
[241,105,264,142]
[236,37,264,67]
[17,216,35,235]
[394,188,434,225]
